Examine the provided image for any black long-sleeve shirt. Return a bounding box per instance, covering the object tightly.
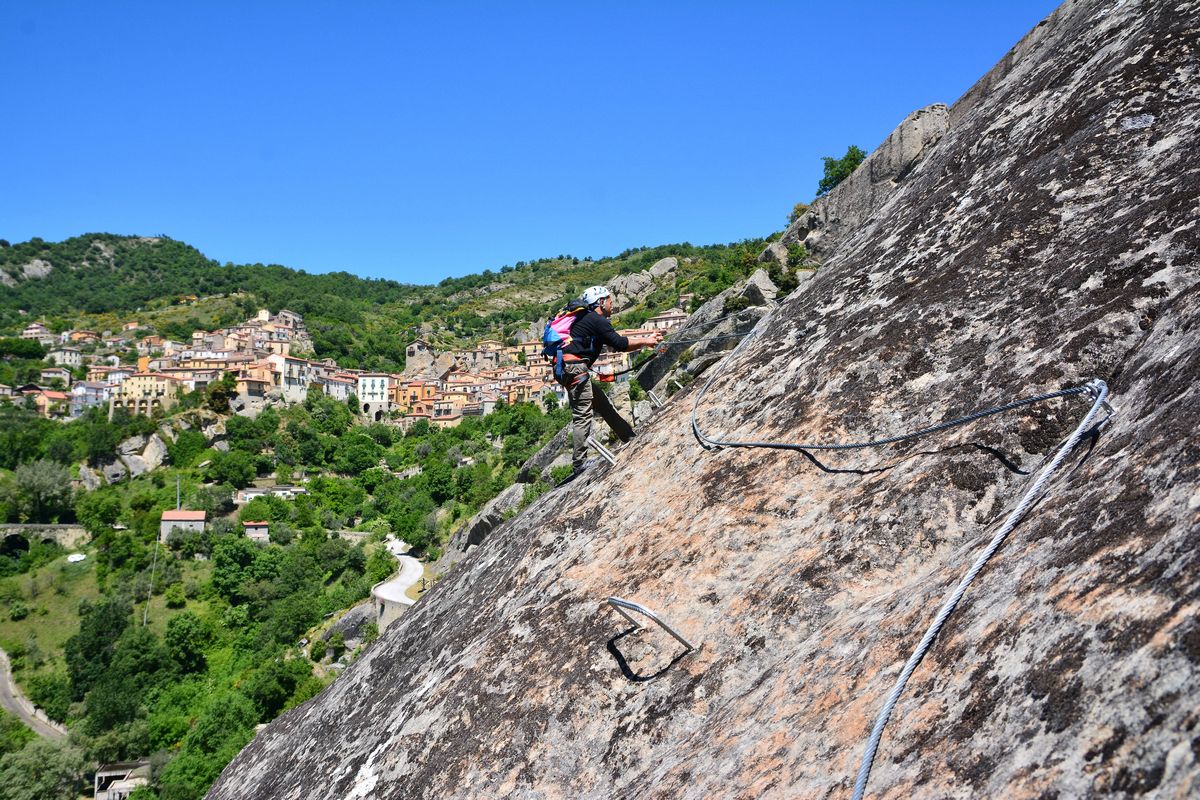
[561,311,629,366]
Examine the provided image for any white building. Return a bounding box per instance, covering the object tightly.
[356,373,392,421]
[267,354,317,404]
[46,347,82,367]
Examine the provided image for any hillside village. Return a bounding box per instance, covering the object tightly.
[5,301,689,426]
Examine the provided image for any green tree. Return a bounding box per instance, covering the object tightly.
[1,460,73,523]
[0,710,34,756]
[164,611,209,674]
[817,145,867,196]
[64,596,132,699]
[168,429,208,468]
[205,450,256,488]
[75,489,122,537]
[333,433,382,474]
[0,738,88,800]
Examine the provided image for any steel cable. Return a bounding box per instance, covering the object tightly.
[687,324,1114,799]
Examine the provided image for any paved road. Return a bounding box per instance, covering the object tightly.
[0,648,67,740]
[373,555,423,608]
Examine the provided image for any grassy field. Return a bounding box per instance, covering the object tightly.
[0,555,101,662]
[0,549,214,696]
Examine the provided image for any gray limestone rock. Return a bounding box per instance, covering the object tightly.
[117,434,147,456]
[539,453,572,484]
[636,269,778,392]
[323,604,376,651]
[516,425,570,483]
[648,257,678,279]
[20,259,52,280]
[775,102,950,258]
[101,460,127,484]
[122,455,150,478]
[207,3,1200,799]
[435,483,527,573]
[142,434,169,470]
[78,465,102,492]
[608,271,655,309]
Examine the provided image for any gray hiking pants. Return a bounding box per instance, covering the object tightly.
[557,361,592,471]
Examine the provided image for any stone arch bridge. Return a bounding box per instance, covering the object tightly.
[0,525,89,550]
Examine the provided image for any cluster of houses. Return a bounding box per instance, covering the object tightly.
[4,303,691,427]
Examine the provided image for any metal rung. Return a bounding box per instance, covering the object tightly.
[647,390,664,408]
[586,436,617,465]
[671,380,685,392]
[606,597,695,652]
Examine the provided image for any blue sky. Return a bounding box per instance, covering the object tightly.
[1,1,1060,284]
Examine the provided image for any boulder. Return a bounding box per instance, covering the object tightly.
[117,434,147,456]
[78,465,102,491]
[122,455,151,478]
[323,604,377,651]
[142,434,169,470]
[101,460,127,484]
[648,257,678,279]
[608,271,655,308]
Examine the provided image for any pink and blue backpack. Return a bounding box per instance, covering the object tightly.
[542,299,590,378]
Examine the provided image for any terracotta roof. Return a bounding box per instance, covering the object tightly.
[161,510,206,521]
[243,520,269,527]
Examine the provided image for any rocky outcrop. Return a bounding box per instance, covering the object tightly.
[768,103,949,260]
[636,268,779,392]
[648,256,677,279]
[404,351,457,381]
[323,605,376,652]
[609,257,679,309]
[516,425,570,483]
[209,3,1200,799]
[101,460,127,484]
[435,483,527,573]
[608,270,655,308]
[20,259,52,280]
[77,465,102,492]
[142,434,169,470]
[117,434,147,457]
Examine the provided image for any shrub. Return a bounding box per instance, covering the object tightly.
[817,145,867,196]
[164,584,186,609]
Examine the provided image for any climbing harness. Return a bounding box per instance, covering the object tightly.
[688,326,1116,799]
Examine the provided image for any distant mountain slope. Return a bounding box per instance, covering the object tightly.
[0,234,778,371]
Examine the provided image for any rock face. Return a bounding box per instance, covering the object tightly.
[435,483,527,573]
[771,103,949,259]
[636,268,778,392]
[208,3,1200,799]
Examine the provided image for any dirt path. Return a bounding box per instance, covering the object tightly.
[0,648,67,740]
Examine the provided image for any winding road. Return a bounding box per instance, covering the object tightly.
[0,648,66,740]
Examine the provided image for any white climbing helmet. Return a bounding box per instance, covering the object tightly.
[581,285,611,306]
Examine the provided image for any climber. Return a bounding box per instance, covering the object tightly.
[556,285,662,480]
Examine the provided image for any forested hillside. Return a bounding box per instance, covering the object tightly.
[0,233,781,370]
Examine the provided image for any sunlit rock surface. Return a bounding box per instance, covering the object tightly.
[208,1,1200,797]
